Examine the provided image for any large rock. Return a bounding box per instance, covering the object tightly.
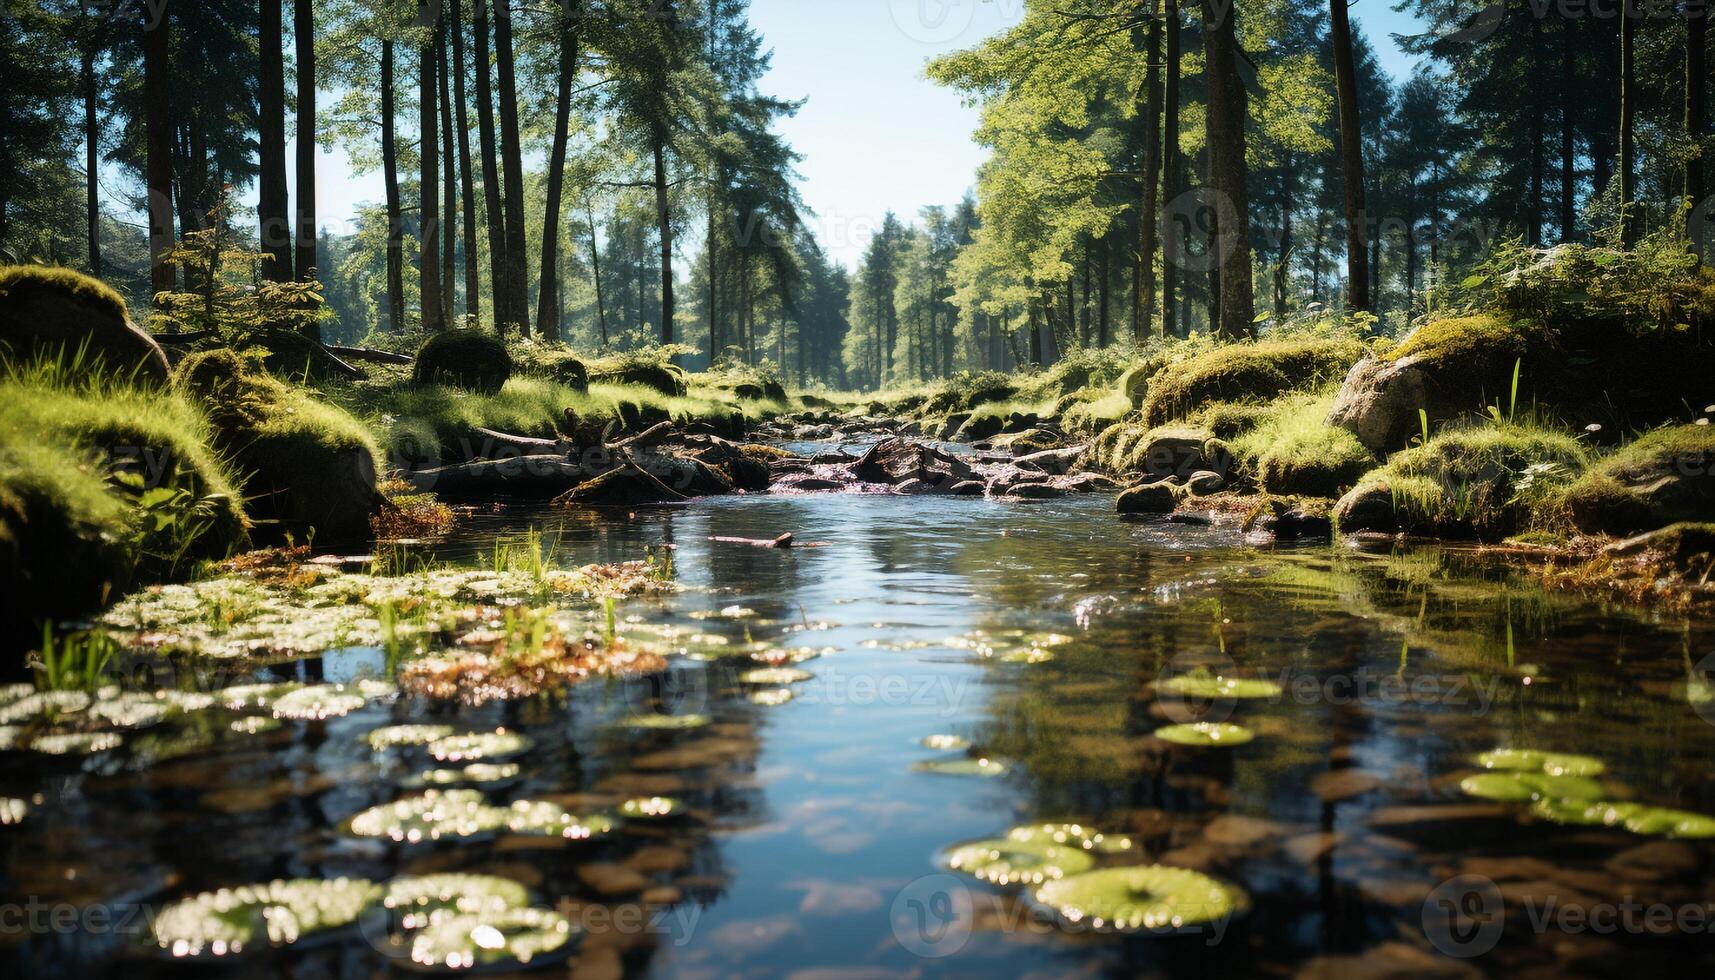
[1117,481,1181,515]
[0,265,170,382]
[1333,482,1398,534]
[851,438,975,490]
[590,361,687,397]
[1564,425,1715,535]
[414,328,512,393]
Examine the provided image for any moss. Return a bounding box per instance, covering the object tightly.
[1140,337,1363,428]
[414,330,513,394]
[1230,395,1376,498]
[1357,422,1587,536]
[1061,391,1132,440]
[0,264,128,323]
[0,265,169,383]
[1379,314,1531,369]
[1561,424,1715,535]
[588,357,687,397]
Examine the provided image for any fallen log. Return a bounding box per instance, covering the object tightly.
[405,456,602,501]
[709,533,814,549]
[327,343,414,366]
[610,421,678,450]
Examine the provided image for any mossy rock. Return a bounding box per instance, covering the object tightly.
[546,353,588,391]
[1253,425,1376,498]
[590,361,687,397]
[413,329,513,394]
[0,265,170,383]
[1142,338,1362,428]
[253,328,353,382]
[1562,425,1715,536]
[1118,363,1156,408]
[957,412,1007,441]
[175,350,382,542]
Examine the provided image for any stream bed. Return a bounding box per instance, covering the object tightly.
[4,491,1715,977]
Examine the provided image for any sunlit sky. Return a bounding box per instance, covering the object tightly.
[276,0,1428,270]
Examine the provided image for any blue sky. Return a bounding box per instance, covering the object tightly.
[289,0,1428,270]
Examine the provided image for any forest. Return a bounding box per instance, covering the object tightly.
[3,2,1715,978]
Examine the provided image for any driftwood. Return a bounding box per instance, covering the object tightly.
[327,343,414,366]
[610,421,678,450]
[446,427,568,462]
[709,533,803,549]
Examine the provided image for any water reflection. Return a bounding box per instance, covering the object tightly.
[1,494,1712,976]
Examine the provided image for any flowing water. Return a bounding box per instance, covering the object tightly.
[5,489,1715,977]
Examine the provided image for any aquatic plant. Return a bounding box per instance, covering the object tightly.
[218,683,303,710]
[230,717,281,735]
[28,731,124,755]
[946,837,1096,886]
[912,758,1009,777]
[407,906,575,971]
[737,667,814,685]
[31,624,117,694]
[346,790,509,843]
[919,734,971,751]
[88,694,169,729]
[1007,823,1134,854]
[750,688,795,706]
[1152,672,1283,700]
[427,731,532,763]
[0,690,91,724]
[1459,772,1605,804]
[413,764,522,787]
[1474,748,1605,778]
[270,684,368,721]
[1033,866,1248,933]
[151,878,382,958]
[619,796,684,820]
[1529,799,1715,839]
[368,724,458,750]
[620,713,710,731]
[1153,722,1255,747]
[383,874,530,924]
[503,801,616,840]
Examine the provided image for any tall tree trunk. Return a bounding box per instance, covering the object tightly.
[537,18,578,342]
[1528,15,1545,246]
[258,0,291,281]
[1136,6,1162,339]
[293,0,316,281]
[1203,0,1253,337]
[1330,0,1369,312]
[420,26,446,333]
[654,132,675,346]
[82,18,100,277]
[382,39,404,332]
[585,197,608,345]
[494,0,530,333]
[1690,5,1708,261]
[1561,17,1577,242]
[1098,236,1111,346]
[1161,0,1180,337]
[1275,152,1295,317]
[451,0,480,322]
[1619,2,1638,247]
[143,1,175,299]
[438,28,456,328]
[473,0,509,333]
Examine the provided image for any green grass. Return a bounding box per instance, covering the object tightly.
[1229,393,1376,498]
[1139,336,1364,428]
[1560,424,1715,535]
[1357,421,1587,535]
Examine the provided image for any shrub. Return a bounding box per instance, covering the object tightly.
[414,329,513,393]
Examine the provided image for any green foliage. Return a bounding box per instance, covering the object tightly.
[1455,236,1715,333]
[32,624,117,694]
[1230,394,1376,498]
[1140,337,1365,428]
[1362,422,1587,535]
[0,264,128,324]
[1561,425,1715,536]
[413,329,514,394]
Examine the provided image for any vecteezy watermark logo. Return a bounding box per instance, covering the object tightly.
[1690,652,1715,725]
[1443,1,1507,44]
[1163,187,1239,274]
[1154,650,1241,726]
[890,874,973,958]
[889,0,978,44]
[1422,874,1504,959]
[623,661,710,717]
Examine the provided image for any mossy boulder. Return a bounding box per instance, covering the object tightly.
[590,361,687,397]
[546,353,588,391]
[1333,423,1587,537]
[1117,481,1181,515]
[414,329,513,393]
[1141,337,1362,428]
[0,265,170,382]
[1562,425,1715,536]
[175,349,383,542]
[1088,424,1227,480]
[1252,424,1376,499]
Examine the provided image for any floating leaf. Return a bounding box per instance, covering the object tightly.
[919,734,970,751]
[619,713,710,732]
[619,796,683,820]
[383,874,530,923]
[945,837,1096,885]
[29,732,123,756]
[1474,749,1605,778]
[1530,799,1715,838]
[0,691,90,724]
[1033,866,1247,933]
[407,907,574,971]
[218,683,301,710]
[912,757,1008,777]
[346,790,508,843]
[272,685,367,721]
[413,763,522,787]
[230,717,282,735]
[1153,674,1283,700]
[89,693,169,729]
[1008,823,1134,854]
[369,724,459,751]
[738,667,813,685]
[1459,772,1604,803]
[1154,723,1254,747]
[152,878,382,958]
[427,731,532,762]
[749,688,795,706]
[503,801,615,840]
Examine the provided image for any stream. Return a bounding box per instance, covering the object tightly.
[4,488,1715,977]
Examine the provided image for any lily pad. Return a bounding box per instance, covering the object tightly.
[407,906,575,971]
[1008,822,1134,854]
[29,732,124,756]
[272,685,368,721]
[912,757,1009,777]
[945,837,1097,885]
[1459,772,1604,803]
[427,731,532,763]
[618,796,683,820]
[218,683,302,710]
[620,714,710,731]
[749,688,795,706]
[1153,674,1283,700]
[230,717,282,735]
[738,667,813,685]
[88,693,169,729]
[1474,749,1605,778]
[0,691,90,724]
[919,734,971,751]
[369,725,459,751]
[1530,799,1715,838]
[413,764,523,787]
[152,877,382,958]
[1033,866,1247,933]
[346,790,509,843]
[503,801,616,840]
[383,874,530,923]
[1154,722,1254,747]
